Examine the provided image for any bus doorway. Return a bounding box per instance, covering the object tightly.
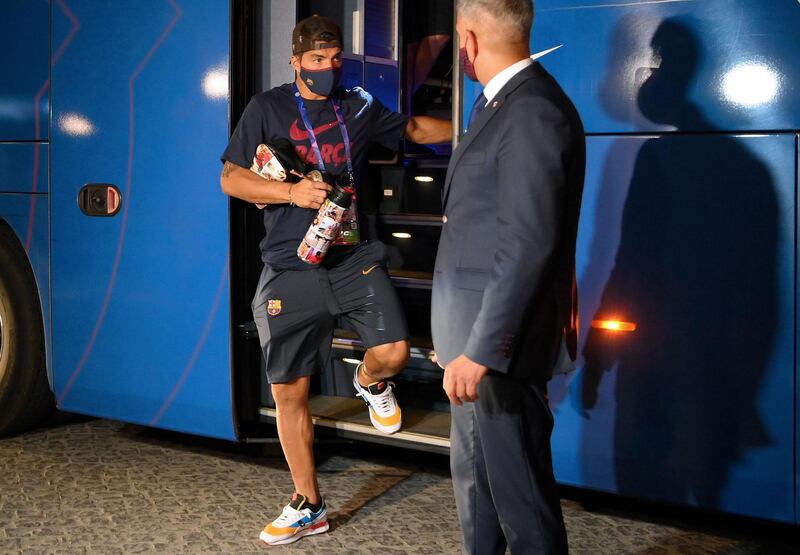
[230,0,457,452]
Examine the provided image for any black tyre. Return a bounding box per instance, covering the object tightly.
[0,223,54,436]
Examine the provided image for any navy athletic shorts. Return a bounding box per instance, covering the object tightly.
[251,240,409,384]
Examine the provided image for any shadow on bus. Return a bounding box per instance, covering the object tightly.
[580,16,778,510]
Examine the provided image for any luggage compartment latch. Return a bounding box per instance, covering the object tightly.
[78,184,122,217]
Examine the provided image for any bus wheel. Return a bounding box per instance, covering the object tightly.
[0,224,54,437]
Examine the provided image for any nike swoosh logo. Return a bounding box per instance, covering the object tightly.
[289,119,339,142]
[362,264,380,276]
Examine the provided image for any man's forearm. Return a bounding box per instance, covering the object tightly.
[220,162,291,205]
[406,115,452,144]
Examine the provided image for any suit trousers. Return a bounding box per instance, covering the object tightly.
[450,372,568,554]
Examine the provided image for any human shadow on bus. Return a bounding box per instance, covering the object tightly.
[580,17,778,509]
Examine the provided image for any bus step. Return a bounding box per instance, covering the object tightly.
[258,394,450,455]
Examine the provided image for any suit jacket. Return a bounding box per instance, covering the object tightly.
[431,62,585,379]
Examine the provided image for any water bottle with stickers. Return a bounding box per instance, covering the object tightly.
[297,181,353,265]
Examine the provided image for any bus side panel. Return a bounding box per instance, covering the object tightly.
[533,0,800,134]
[51,1,234,440]
[0,0,49,141]
[0,144,50,193]
[548,134,796,523]
[0,191,52,387]
[365,61,399,113]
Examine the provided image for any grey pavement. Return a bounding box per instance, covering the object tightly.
[0,419,796,554]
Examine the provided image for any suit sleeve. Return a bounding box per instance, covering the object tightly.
[463,97,572,372]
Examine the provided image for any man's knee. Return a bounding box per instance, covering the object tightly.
[369,340,410,372]
[271,377,310,409]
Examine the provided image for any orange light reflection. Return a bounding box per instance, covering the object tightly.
[591,319,637,332]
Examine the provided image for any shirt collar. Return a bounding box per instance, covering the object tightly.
[482,57,533,105]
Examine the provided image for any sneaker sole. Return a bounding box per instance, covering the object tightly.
[368,408,402,435]
[259,520,329,546]
[353,375,402,435]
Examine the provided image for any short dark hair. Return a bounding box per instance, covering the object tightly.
[457,0,534,42]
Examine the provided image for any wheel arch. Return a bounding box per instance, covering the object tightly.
[0,212,53,393]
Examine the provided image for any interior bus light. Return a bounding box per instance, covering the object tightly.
[414,175,434,183]
[342,358,361,365]
[392,232,412,239]
[591,319,637,332]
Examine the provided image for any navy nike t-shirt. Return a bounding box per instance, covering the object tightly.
[221,83,409,271]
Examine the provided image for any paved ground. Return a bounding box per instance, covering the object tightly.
[0,418,797,554]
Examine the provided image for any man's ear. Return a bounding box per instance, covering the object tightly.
[466,30,478,61]
[290,54,301,73]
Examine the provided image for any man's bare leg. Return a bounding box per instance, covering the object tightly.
[358,340,410,386]
[271,376,320,504]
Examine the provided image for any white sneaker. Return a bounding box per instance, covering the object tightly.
[353,363,402,434]
[259,493,329,546]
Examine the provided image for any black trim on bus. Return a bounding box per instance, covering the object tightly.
[229,0,261,440]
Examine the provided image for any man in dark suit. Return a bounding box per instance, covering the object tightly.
[432,1,585,552]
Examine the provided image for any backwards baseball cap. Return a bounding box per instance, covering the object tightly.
[292,15,343,54]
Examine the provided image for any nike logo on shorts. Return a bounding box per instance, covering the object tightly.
[362,264,380,276]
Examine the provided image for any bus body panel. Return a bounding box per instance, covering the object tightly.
[50,0,235,441]
[0,2,52,385]
[0,144,49,194]
[0,0,49,141]
[365,61,399,113]
[548,134,796,523]
[0,0,796,526]
[454,0,800,523]
[533,0,800,134]
[796,133,799,525]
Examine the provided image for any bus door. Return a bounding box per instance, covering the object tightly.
[50,0,235,440]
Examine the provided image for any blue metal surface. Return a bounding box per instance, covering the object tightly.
[365,60,399,112]
[0,144,49,194]
[533,0,800,134]
[0,194,52,387]
[50,0,234,440]
[548,134,796,523]
[461,78,482,135]
[364,0,395,60]
[0,0,49,141]
[341,56,365,91]
[453,0,800,523]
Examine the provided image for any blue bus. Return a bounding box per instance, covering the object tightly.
[1,0,798,525]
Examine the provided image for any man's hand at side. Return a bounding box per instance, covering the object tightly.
[443,354,489,406]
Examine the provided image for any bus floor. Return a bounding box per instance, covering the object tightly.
[0,418,797,554]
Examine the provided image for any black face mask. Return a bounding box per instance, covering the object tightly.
[299,66,341,97]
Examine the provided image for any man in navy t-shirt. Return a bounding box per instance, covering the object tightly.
[220,15,451,546]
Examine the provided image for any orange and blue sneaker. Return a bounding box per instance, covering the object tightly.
[259,493,329,546]
[353,363,402,434]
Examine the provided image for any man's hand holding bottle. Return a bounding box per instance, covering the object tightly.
[289,177,332,209]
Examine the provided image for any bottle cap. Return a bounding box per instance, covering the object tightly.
[328,184,352,209]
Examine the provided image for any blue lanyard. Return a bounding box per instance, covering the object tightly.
[293,84,354,180]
